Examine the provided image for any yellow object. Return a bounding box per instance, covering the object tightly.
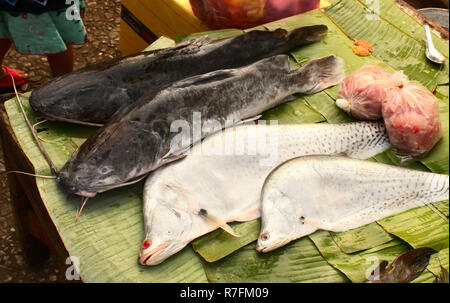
[120,0,331,56]
[119,18,151,56]
[120,0,208,55]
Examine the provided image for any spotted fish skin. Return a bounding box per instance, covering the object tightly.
[30,25,328,125]
[57,54,345,197]
[139,122,391,265]
[257,155,449,253]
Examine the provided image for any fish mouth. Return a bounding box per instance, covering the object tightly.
[256,238,290,253]
[58,174,148,198]
[256,245,273,253]
[73,190,98,198]
[139,242,170,266]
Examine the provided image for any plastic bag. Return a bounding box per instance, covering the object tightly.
[382,72,443,158]
[190,0,320,29]
[336,65,392,120]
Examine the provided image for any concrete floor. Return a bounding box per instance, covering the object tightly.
[0,0,122,282]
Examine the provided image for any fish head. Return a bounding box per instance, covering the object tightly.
[29,68,129,124]
[58,120,167,197]
[256,187,316,253]
[139,198,192,266]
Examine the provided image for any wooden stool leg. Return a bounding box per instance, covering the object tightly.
[7,173,50,265]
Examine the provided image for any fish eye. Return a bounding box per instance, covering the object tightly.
[142,240,152,249]
[260,233,270,241]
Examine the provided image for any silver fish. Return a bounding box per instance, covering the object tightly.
[139,122,391,265]
[58,54,345,197]
[257,155,449,253]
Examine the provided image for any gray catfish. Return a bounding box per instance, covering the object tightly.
[57,54,345,197]
[138,121,391,265]
[257,155,449,253]
[29,25,328,125]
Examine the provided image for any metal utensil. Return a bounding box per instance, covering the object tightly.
[424,24,446,64]
[418,8,449,32]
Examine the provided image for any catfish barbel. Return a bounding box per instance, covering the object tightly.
[29,25,328,125]
[57,54,345,197]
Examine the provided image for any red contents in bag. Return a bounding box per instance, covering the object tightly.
[190,0,321,29]
[382,72,443,157]
[336,65,392,120]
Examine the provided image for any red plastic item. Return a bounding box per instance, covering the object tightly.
[0,65,28,88]
[336,65,392,120]
[190,0,320,29]
[382,72,443,157]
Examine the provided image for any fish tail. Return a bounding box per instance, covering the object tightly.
[285,25,328,49]
[290,55,345,95]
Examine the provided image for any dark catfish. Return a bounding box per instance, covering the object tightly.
[57,54,345,197]
[29,25,328,125]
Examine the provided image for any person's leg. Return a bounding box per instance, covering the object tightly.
[0,38,12,63]
[0,38,28,81]
[46,43,74,77]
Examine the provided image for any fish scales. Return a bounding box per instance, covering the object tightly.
[139,121,391,265]
[257,155,449,252]
[58,54,345,197]
[29,25,328,125]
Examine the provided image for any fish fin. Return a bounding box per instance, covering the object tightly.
[171,70,237,89]
[234,202,260,222]
[161,152,188,165]
[287,25,328,48]
[281,95,297,103]
[178,36,212,48]
[293,55,345,95]
[165,182,193,201]
[160,145,191,165]
[300,216,332,231]
[236,115,262,126]
[251,55,291,72]
[199,209,241,237]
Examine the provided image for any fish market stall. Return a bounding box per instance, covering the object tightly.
[0,0,448,282]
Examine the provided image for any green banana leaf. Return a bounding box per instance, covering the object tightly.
[191,3,449,279]
[437,85,449,99]
[192,219,261,263]
[330,224,394,254]
[373,0,449,58]
[5,95,208,283]
[309,231,413,283]
[326,0,449,90]
[202,238,349,283]
[3,0,449,283]
[145,36,176,51]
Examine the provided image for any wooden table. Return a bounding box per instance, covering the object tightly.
[0,104,69,265]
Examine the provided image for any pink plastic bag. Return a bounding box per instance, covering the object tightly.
[336,65,393,120]
[382,72,443,158]
[190,0,320,29]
